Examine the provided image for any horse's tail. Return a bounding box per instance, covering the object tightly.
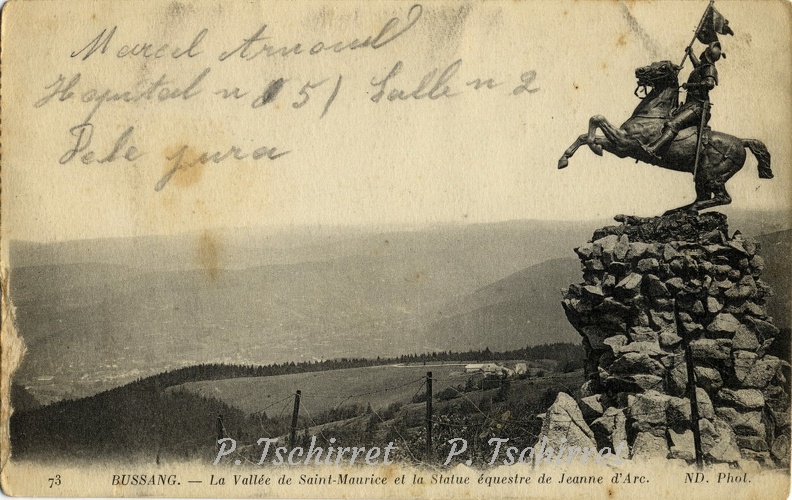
[743,139,773,179]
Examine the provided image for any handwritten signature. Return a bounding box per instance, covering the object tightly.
[155,143,290,191]
[219,4,423,62]
[69,4,422,63]
[57,122,289,191]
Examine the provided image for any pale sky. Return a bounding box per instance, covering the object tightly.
[2,0,790,245]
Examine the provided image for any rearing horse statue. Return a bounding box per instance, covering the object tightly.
[558,60,772,215]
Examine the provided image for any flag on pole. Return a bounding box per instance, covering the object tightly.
[696,5,734,44]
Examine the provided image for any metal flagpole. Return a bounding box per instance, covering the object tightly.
[692,101,710,179]
[679,0,715,70]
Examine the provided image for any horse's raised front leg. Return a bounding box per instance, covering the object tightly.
[587,115,607,156]
[558,134,588,169]
[588,115,637,156]
[558,115,634,169]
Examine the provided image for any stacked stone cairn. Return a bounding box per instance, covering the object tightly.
[556,212,790,467]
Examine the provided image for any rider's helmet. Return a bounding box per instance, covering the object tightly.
[700,41,724,63]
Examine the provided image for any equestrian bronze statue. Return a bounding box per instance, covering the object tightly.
[558,2,772,216]
[557,59,772,215]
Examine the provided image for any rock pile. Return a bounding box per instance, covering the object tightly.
[555,212,790,467]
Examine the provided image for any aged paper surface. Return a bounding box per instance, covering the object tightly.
[1,0,791,498]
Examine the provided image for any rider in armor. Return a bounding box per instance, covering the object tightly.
[643,41,723,160]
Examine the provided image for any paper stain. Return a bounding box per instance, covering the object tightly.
[311,4,362,29]
[382,464,398,482]
[418,3,471,55]
[406,271,426,283]
[167,1,188,21]
[197,230,222,282]
[0,268,27,470]
[316,5,337,26]
[162,145,205,189]
[436,4,472,41]
[618,2,661,57]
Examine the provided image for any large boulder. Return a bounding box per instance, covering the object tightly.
[536,392,596,450]
[631,432,669,460]
[590,407,628,451]
[763,384,791,428]
[615,273,642,296]
[694,366,723,391]
[771,432,790,464]
[700,418,741,463]
[718,389,765,410]
[665,391,715,425]
[667,360,688,397]
[732,326,760,350]
[736,436,769,452]
[578,395,604,423]
[744,317,779,341]
[732,351,758,384]
[691,339,732,361]
[744,356,781,389]
[696,388,716,420]
[714,407,765,437]
[595,234,620,262]
[627,390,669,427]
[659,330,683,349]
[615,341,665,357]
[602,335,629,354]
[606,374,665,393]
[629,326,659,343]
[668,428,696,461]
[614,235,631,261]
[582,326,620,350]
[706,296,723,314]
[642,274,670,297]
[706,313,741,338]
[724,275,757,300]
[609,352,666,377]
[733,352,781,388]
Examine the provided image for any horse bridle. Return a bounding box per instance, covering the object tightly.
[634,84,650,99]
[635,70,683,100]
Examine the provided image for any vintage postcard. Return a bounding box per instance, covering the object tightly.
[1,0,790,498]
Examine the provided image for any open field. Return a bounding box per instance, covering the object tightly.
[172,364,471,416]
[171,361,576,418]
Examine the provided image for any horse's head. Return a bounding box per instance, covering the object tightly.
[630,60,682,111]
[634,60,681,90]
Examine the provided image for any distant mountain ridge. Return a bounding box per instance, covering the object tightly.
[422,258,582,351]
[8,213,790,403]
[11,208,787,269]
[758,229,792,330]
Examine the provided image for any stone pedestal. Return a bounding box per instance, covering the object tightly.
[559,212,790,466]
